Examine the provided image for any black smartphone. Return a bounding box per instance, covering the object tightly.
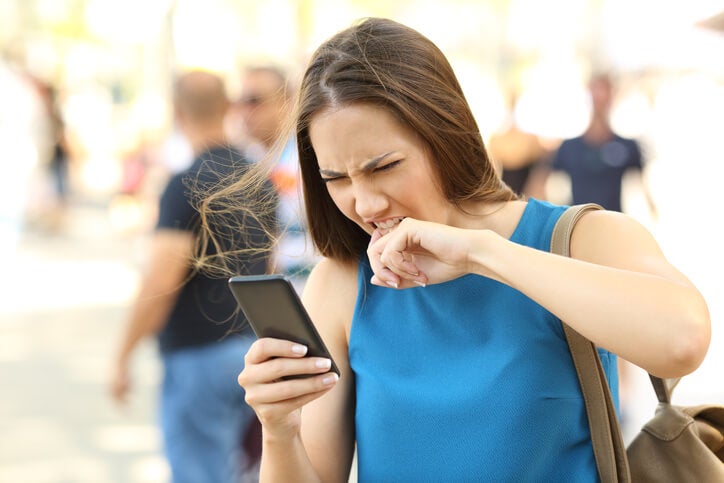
[228,274,340,378]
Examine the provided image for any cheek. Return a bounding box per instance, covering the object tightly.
[417,167,446,201]
[404,171,440,202]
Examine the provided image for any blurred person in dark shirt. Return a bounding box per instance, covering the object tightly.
[540,73,656,215]
[109,70,275,483]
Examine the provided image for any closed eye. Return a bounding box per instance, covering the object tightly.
[321,175,346,184]
[374,160,401,173]
[320,159,401,183]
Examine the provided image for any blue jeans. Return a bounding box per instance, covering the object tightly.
[160,336,257,483]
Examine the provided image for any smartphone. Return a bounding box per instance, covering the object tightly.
[228,274,340,378]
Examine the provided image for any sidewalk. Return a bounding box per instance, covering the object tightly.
[0,201,168,483]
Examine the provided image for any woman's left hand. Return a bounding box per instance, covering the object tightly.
[366,218,480,289]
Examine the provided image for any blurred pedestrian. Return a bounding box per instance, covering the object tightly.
[487,90,549,197]
[109,70,275,483]
[540,73,657,215]
[236,66,318,291]
[45,85,71,225]
[29,80,72,232]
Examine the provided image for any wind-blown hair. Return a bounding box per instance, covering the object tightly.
[198,17,515,272]
[296,17,515,261]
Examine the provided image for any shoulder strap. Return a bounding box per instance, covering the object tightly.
[551,204,631,483]
[550,203,602,257]
[651,374,680,404]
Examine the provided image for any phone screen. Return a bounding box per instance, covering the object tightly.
[228,274,340,378]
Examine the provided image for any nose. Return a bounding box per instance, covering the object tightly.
[353,179,388,221]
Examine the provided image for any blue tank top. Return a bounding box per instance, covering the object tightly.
[350,199,618,482]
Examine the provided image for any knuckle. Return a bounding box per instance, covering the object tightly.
[254,338,269,354]
[244,342,259,362]
[237,371,247,387]
[380,253,392,267]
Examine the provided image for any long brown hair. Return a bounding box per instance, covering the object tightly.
[296,17,515,262]
[198,17,515,273]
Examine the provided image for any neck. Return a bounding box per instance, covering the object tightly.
[186,127,228,155]
[584,116,613,145]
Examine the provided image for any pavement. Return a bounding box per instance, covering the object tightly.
[1,201,168,483]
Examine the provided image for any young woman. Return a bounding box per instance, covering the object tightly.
[211,18,710,482]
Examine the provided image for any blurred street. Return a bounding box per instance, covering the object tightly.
[2,172,724,482]
[1,2,723,482]
[1,200,168,483]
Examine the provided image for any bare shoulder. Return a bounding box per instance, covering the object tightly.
[570,209,693,285]
[302,257,359,337]
[570,210,659,259]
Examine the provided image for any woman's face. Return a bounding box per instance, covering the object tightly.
[308,103,454,236]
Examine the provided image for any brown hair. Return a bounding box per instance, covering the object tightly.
[296,17,515,261]
[199,18,515,271]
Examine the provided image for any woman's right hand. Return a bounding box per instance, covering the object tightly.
[238,337,339,440]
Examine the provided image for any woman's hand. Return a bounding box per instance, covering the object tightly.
[238,337,339,440]
[367,218,483,289]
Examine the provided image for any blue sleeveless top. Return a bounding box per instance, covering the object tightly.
[349,199,618,482]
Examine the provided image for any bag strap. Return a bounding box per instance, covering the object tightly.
[551,204,631,483]
[650,374,680,404]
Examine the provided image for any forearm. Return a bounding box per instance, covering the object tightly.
[118,230,193,361]
[472,232,710,377]
[117,287,178,362]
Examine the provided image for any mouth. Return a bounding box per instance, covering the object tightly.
[372,217,405,235]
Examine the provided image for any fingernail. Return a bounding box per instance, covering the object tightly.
[292,344,307,355]
[322,373,338,385]
[413,281,427,288]
[316,358,331,369]
[385,280,398,288]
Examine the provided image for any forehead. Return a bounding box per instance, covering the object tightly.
[309,103,422,167]
[310,103,409,138]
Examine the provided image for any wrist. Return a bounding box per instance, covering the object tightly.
[262,421,302,446]
[466,229,500,277]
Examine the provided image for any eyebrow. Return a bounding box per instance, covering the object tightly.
[319,151,394,177]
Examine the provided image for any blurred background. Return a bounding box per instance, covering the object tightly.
[1,0,723,481]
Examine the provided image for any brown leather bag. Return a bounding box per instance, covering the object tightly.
[551,204,724,482]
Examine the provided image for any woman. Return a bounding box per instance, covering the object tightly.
[211,18,710,481]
